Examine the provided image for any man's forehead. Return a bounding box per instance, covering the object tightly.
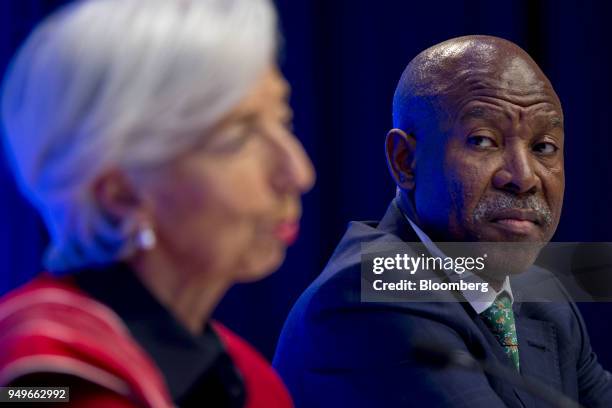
[459,104,564,129]
[499,57,545,89]
[431,53,562,122]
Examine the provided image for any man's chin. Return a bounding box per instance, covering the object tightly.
[435,239,545,279]
[474,242,543,277]
[474,231,551,277]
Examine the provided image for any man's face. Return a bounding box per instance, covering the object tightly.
[414,56,565,246]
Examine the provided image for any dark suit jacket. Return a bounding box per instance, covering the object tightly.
[273,200,612,407]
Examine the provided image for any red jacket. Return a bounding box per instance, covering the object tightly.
[0,275,293,407]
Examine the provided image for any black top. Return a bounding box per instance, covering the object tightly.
[73,263,246,408]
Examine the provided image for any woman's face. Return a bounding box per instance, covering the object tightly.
[144,67,315,282]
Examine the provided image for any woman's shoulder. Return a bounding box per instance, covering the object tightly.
[212,322,293,408]
[0,274,173,407]
[0,274,131,333]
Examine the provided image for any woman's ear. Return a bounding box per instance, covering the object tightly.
[92,168,144,222]
[385,128,416,192]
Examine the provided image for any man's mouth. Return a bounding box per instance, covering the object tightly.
[488,209,541,235]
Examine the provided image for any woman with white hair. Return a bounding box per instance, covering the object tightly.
[0,0,314,406]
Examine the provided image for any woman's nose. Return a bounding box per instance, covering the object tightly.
[271,133,316,195]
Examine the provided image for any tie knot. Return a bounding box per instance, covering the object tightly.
[492,292,512,311]
[480,292,514,330]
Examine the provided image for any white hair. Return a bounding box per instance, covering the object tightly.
[1,0,277,273]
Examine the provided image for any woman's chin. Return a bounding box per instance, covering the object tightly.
[235,245,287,283]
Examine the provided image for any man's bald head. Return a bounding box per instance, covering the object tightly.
[392,35,562,133]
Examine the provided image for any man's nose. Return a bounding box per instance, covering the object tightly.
[492,145,540,195]
[270,133,316,195]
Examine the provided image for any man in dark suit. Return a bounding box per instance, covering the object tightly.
[273,35,612,407]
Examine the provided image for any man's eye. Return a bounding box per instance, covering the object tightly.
[533,142,558,155]
[467,135,497,148]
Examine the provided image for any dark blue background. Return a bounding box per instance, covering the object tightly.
[1,0,611,367]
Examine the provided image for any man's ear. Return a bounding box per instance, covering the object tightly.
[92,168,145,223]
[385,128,416,192]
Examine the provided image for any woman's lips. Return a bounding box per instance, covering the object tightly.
[274,221,300,245]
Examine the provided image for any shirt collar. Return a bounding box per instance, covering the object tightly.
[405,215,514,314]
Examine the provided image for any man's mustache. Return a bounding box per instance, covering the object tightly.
[473,193,553,227]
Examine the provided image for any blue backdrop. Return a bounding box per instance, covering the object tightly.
[1,0,611,366]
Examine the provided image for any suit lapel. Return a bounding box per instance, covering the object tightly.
[467,303,561,407]
[513,307,562,407]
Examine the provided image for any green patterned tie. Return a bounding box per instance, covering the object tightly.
[480,293,520,371]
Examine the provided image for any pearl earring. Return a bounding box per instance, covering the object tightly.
[136,224,157,251]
